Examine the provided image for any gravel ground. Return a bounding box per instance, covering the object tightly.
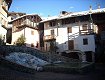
[0,64,105,80]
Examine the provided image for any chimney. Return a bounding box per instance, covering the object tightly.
[98,4,100,9]
[89,5,92,10]
[60,11,68,15]
[48,15,50,17]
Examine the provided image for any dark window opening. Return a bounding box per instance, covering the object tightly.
[62,17,75,25]
[83,38,88,45]
[49,20,56,27]
[51,29,54,35]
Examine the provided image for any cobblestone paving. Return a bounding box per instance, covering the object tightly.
[0,65,105,80]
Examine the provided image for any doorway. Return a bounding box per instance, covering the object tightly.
[68,40,74,50]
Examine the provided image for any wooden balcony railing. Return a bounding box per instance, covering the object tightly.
[16,21,38,29]
[68,29,94,40]
[43,35,56,42]
[80,29,94,35]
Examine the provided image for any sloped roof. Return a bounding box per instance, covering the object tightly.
[40,8,105,23]
[9,14,42,23]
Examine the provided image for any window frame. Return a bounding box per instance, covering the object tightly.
[67,27,72,33]
[83,38,88,45]
[51,29,54,35]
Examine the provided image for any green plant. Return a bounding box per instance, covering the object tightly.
[0,34,5,45]
[15,34,26,46]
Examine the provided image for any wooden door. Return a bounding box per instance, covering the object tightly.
[68,40,74,50]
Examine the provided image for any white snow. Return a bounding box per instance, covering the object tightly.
[5,52,49,71]
[40,8,105,22]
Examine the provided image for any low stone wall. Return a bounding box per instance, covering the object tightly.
[0,45,48,61]
[0,56,36,74]
[0,45,80,63]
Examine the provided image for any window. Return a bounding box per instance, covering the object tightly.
[67,27,72,33]
[31,30,34,35]
[79,16,89,22]
[82,24,88,30]
[62,17,75,25]
[51,29,54,35]
[83,38,88,45]
[49,20,56,27]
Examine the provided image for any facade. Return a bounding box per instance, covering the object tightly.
[7,12,26,44]
[10,14,42,49]
[40,8,105,62]
[0,0,12,43]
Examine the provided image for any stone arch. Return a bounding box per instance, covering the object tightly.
[62,50,86,62]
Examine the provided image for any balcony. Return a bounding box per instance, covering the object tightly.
[43,35,56,42]
[68,29,94,40]
[80,29,94,35]
[16,20,38,29]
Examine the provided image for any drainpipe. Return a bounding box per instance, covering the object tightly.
[24,28,25,38]
[24,17,26,38]
[57,22,60,36]
[92,52,95,63]
[78,20,81,35]
[89,5,94,32]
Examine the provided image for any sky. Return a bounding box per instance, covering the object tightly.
[9,0,105,17]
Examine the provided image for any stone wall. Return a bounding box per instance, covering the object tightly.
[0,45,80,63]
[0,45,48,61]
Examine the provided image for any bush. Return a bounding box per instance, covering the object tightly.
[15,34,26,46]
[0,34,5,45]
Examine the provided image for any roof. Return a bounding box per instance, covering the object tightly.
[41,16,58,22]
[9,14,42,23]
[40,8,105,23]
[8,12,26,16]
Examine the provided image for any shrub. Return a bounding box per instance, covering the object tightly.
[0,34,5,45]
[15,34,26,46]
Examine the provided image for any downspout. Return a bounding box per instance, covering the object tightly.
[24,17,26,45]
[78,20,81,35]
[57,22,60,36]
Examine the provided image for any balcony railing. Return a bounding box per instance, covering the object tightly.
[68,29,94,40]
[80,29,94,35]
[16,20,38,29]
[68,32,79,40]
[43,35,56,42]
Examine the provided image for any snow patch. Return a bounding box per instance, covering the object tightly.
[5,52,49,71]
